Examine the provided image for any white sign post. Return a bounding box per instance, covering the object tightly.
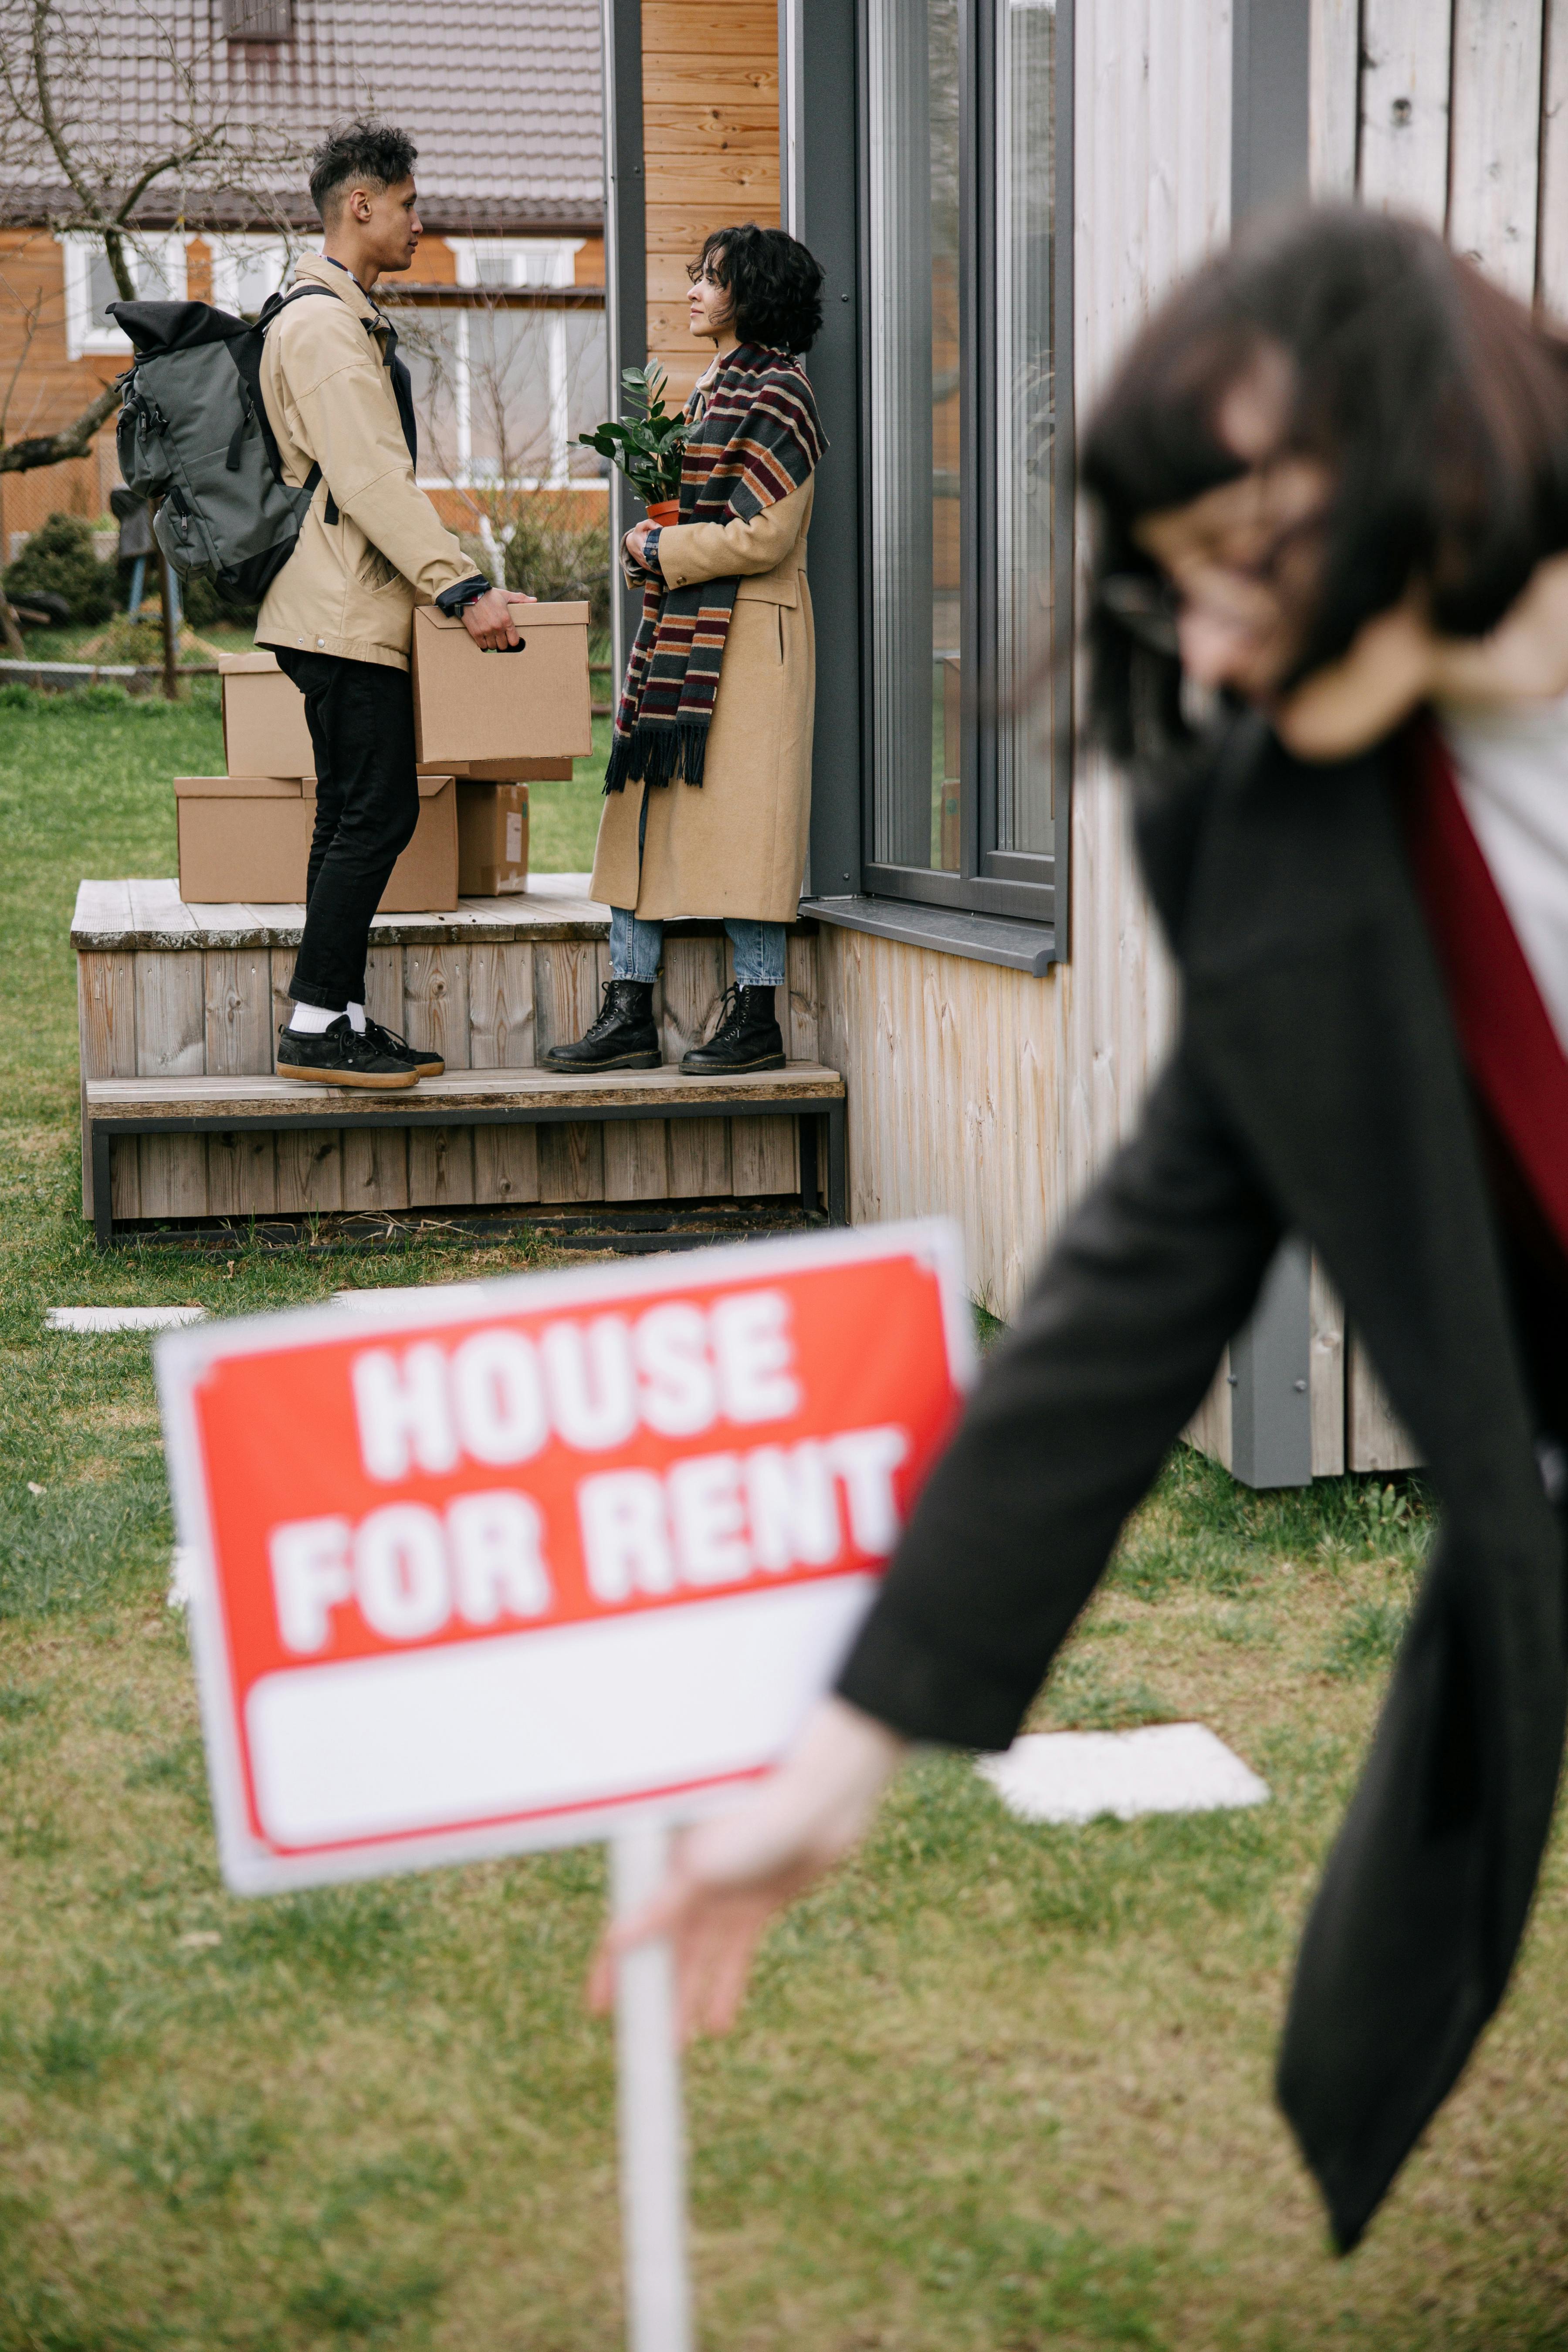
[156,1222,972,2344]
[613,1827,693,2352]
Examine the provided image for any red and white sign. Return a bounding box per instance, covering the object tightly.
[157,1223,972,1893]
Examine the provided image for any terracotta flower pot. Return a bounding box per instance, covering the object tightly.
[646,499,680,528]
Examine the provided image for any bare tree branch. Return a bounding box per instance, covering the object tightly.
[0,0,311,476]
[0,373,118,470]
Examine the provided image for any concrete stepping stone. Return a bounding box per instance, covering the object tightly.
[978,1722,1269,1826]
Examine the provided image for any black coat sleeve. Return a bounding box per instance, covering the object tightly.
[834,1044,1285,1750]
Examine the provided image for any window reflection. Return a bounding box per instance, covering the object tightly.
[866,0,1058,889]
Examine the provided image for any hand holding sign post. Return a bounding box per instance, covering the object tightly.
[156,1223,972,2350]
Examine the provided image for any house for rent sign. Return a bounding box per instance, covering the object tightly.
[157,1224,973,1894]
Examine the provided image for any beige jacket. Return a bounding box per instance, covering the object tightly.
[255,254,472,670]
[589,477,816,924]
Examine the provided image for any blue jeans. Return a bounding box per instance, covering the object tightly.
[610,907,786,987]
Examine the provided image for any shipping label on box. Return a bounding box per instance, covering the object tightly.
[412,599,592,767]
[457,781,529,897]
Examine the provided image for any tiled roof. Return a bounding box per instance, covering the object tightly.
[0,0,603,232]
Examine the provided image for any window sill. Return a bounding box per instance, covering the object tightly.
[799,894,1057,975]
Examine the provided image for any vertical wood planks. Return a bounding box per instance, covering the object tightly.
[341,946,412,1212]
[1449,0,1544,296]
[342,1129,410,1216]
[203,948,273,1075]
[473,1122,540,1207]
[135,951,207,1217]
[405,944,474,1206]
[207,1129,279,1218]
[203,943,276,1214]
[1309,1256,1347,1478]
[77,950,136,1217]
[1538,0,1568,315]
[1347,1331,1422,1472]
[1311,0,1362,194]
[468,944,536,1068]
[533,938,607,1201]
[1359,0,1454,226]
[362,946,404,1037]
[660,937,730,1196]
[1185,1355,1234,1473]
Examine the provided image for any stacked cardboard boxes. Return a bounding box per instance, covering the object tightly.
[175,596,593,910]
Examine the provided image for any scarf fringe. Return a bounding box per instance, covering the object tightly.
[603,720,710,794]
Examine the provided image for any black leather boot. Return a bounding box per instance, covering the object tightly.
[544,979,660,1071]
[680,984,786,1075]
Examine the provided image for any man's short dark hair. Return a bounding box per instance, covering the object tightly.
[309,119,419,223]
[689,225,824,354]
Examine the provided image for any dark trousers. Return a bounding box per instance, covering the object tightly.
[273,648,419,1009]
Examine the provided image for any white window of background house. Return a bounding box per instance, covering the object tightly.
[447,238,582,290]
[206,232,292,318]
[402,273,605,491]
[60,233,186,358]
[863,0,1067,924]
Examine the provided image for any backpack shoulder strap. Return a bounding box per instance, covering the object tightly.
[250,282,383,526]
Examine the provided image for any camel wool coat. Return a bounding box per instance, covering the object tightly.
[589,476,816,924]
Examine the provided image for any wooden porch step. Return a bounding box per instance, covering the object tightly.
[83,1064,847,1245]
[85,1063,844,1123]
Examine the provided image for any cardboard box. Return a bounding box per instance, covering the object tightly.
[411,597,593,766]
[423,756,574,782]
[174,774,459,912]
[219,652,317,779]
[221,652,578,784]
[457,781,529,896]
[175,774,314,904]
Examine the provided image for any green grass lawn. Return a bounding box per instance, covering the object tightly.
[1,692,1568,2345]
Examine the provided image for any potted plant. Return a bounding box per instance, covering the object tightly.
[577,364,689,526]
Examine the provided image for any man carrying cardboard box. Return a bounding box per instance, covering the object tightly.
[256,118,526,1091]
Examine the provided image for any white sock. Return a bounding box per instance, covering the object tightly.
[288,1002,342,1035]
[345,1002,367,1034]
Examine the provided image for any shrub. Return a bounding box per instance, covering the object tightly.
[2,513,115,624]
[181,571,260,629]
[503,501,611,632]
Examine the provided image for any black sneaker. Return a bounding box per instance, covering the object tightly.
[361,1015,444,1077]
[543,979,661,1071]
[276,1015,420,1090]
[680,983,786,1074]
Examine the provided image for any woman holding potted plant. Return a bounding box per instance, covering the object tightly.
[546,223,827,1075]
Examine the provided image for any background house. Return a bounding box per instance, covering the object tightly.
[0,0,608,555]
[600,0,1568,1483]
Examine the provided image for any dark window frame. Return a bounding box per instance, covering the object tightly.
[855,0,1074,944]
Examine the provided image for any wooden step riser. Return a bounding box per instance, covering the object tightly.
[106,1117,805,1223]
[80,930,824,1219]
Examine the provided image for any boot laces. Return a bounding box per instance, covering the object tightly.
[585,979,637,1040]
[707,983,747,1045]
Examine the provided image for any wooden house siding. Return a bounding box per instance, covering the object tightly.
[640,0,780,399]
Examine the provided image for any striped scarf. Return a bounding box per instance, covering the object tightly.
[604,343,826,792]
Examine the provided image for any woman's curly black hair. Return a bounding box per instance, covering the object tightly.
[690,224,824,354]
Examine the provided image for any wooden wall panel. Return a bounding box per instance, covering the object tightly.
[1538,0,1568,317]
[1311,0,1361,194]
[641,0,780,398]
[1449,0,1544,297]
[1359,0,1454,226]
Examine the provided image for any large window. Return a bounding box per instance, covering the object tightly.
[402,305,607,490]
[862,0,1067,925]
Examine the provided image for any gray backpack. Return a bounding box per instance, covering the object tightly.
[111,288,339,600]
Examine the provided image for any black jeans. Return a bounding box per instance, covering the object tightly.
[273,647,419,1009]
